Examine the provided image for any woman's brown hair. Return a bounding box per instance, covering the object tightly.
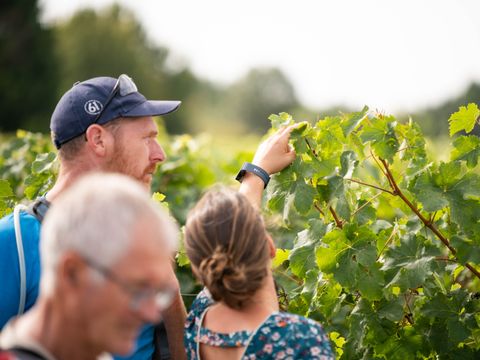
[184,187,270,309]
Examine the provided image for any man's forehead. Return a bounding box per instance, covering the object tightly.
[117,116,158,133]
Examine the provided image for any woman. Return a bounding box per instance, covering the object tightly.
[184,187,334,359]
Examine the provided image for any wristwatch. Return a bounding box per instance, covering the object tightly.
[235,162,270,189]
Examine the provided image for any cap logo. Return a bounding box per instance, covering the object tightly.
[84,100,103,115]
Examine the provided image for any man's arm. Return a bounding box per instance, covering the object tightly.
[239,125,296,207]
[161,290,187,360]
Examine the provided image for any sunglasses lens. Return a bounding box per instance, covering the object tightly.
[118,74,138,96]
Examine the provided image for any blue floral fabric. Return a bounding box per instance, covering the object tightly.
[184,289,335,359]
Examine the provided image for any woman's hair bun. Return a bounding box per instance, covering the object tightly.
[199,246,261,309]
[184,187,270,309]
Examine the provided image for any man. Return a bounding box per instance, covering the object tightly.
[0,173,180,360]
[0,74,187,360]
[0,74,296,359]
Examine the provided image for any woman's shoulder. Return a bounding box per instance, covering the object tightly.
[251,312,334,359]
[185,288,213,328]
[184,288,215,358]
[266,312,326,331]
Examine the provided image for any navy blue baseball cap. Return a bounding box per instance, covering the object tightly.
[50,75,181,149]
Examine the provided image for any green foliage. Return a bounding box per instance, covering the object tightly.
[2,103,479,358]
[267,103,480,358]
[449,103,480,136]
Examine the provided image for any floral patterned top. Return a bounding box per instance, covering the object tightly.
[184,289,335,359]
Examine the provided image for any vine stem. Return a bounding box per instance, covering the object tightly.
[314,202,325,216]
[404,293,414,325]
[305,138,317,157]
[378,158,480,280]
[329,206,344,229]
[377,225,398,260]
[345,178,395,195]
[273,268,304,286]
[351,192,382,219]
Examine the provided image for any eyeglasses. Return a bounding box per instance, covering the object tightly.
[93,74,138,123]
[82,256,176,313]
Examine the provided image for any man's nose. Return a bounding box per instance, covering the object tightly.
[151,141,166,163]
[136,298,162,324]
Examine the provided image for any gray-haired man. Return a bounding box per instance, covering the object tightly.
[0,173,179,360]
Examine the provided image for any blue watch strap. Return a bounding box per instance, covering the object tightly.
[235,162,270,188]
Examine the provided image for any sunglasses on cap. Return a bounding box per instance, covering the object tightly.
[93,74,138,124]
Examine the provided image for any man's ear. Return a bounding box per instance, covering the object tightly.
[266,233,276,259]
[85,124,113,157]
[58,252,90,291]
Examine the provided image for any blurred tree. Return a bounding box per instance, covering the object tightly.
[53,5,193,133]
[411,82,480,138]
[0,0,58,132]
[224,68,299,133]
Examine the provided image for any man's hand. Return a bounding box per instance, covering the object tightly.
[252,125,297,175]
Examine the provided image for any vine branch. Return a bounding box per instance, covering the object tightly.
[345,178,395,195]
[329,206,344,229]
[314,201,325,216]
[377,225,398,260]
[378,158,480,280]
[351,192,382,219]
[305,138,317,157]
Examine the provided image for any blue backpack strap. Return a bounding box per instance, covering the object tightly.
[13,205,28,316]
[12,197,51,316]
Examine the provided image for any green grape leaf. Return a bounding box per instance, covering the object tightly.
[291,121,309,136]
[176,237,190,267]
[383,234,440,291]
[289,230,317,278]
[360,116,399,162]
[445,173,480,235]
[31,152,56,173]
[450,235,480,264]
[357,263,385,300]
[451,135,480,168]
[267,169,295,213]
[0,179,14,198]
[311,157,337,179]
[316,229,349,273]
[374,333,423,360]
[289,220,327,278]
[376,296,404,322]
[293,180,316,215]
[448,103,480,136]
[354,199,377,225]
[152,192,166,202]
[421,290,469,320]
[314,117,346,158]
[268,112,294,130]
[340,106,368,136]
[340,150,358,178]
[316,283,343,319]
[446,317,471,344]
[272,249,290,268]
[411,172,449,212]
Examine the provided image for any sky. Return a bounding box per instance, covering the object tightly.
[39,0,480,113]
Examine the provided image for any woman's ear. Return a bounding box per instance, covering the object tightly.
[266,233,276,259]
